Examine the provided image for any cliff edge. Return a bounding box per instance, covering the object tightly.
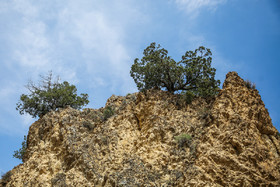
[2,72,280,186]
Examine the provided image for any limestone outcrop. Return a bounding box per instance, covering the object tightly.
[2,72,280,186]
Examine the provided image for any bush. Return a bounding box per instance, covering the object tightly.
[103,106,114,121]
[83,120,95,131]
[130,42,220,97]
[244,80,256,89]
[16,72,89,118]
[181,91,195,104]
[13,135,27,161]
[174,133,192,148]
[1,170,12,185]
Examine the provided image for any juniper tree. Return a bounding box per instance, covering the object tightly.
[130,42,220,97]
[16,72,89,118]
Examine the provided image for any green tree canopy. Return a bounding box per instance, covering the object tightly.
[16,72,89,118]
[130,42,220,97]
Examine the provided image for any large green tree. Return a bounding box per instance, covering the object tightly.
[16,72,89,118]
[130,42,220,97]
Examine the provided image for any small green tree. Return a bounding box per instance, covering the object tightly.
[13,135,27,161]
[16,72,89,118]
[130,42,220,97]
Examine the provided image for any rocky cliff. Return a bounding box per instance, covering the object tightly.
[2,72,280,186]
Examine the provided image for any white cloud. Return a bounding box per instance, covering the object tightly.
[13,0,38,17]
[174,0,226,17]
[3,0,139,90]
[7,0,53,74]
[0,0,145,135]
[53,1,136,93]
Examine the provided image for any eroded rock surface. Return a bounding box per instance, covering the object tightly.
[4,72,280,186]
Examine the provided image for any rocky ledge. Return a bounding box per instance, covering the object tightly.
[2,72,280,186]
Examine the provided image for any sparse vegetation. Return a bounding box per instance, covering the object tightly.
[100,136,109,145]
[189,143,197,157]
[103,106,114,121]
[81,109,104,122]
[121,99,127,108]
[51,173,66,187]
[199,107,211,119]
[174,133,192,148]
[16,71,89,118]
[83,120,95,130]
[1,170,12,186]
[244,80,256,90]
[126,93,137,103]
[13,135,27,161]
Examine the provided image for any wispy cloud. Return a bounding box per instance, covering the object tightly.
[174,0,227,17]
[0,0,146,135]
[1,0,143,84]
[0,0,231,136]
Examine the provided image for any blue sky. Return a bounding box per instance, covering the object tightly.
[0,0,279,174]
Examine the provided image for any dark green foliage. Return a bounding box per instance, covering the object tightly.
[1,170,12,186]
[13,135,27,161]
[83,120,95,130]
[130,42,220,97]
[244,80,256,89]
[16,72,89,118]
[181,91,195,104]
[103,106,114,121]
[174,133,192,148]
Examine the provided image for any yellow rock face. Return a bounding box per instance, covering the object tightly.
[4,72,280,186]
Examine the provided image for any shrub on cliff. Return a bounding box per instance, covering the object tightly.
[1,170,12,186]
[130,42,220,97]
[244,80,256,90]
[13,135,27,161]
[103,106,114,121]
[16,72,89,118]
[175,133,192,148]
